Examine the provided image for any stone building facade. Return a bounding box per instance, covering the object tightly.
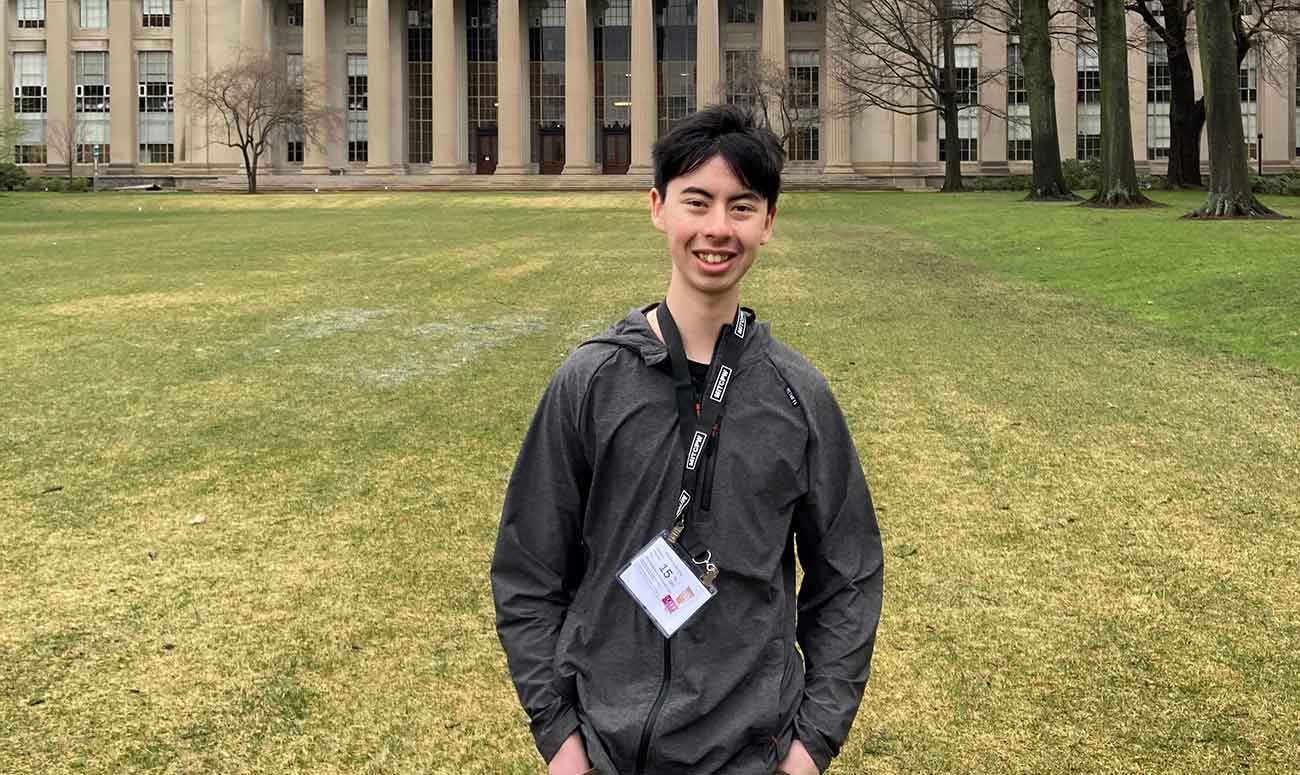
[4,0,1299,184]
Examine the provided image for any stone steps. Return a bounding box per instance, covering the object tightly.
[186,173,905,194]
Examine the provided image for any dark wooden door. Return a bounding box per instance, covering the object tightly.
[539,128,565,175]
[475,129,498,175]
[602,128,631,175]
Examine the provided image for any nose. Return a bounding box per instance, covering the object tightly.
[702,203,733,242]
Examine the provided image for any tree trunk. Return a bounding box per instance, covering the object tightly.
[1184,0,1280,218]
[1087,0,1150,207]
[1162,6,1203,189]
[242,146,258,194]
[1020,0,1074,200]
[939,18,963,193]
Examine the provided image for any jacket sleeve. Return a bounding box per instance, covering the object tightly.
[791,383,884,772]
[490,358,593,764]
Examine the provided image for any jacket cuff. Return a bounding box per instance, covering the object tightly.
[532,700,581,764]
[793,716,834,773]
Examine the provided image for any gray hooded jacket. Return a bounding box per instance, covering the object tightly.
[491,307,883,775]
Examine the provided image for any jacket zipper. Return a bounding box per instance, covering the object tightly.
[700,418,721,513]
[634,638,672,775]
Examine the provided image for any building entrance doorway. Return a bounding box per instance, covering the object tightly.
[475,127,498,174]
[539,127,565,174]
[602,127,630,174]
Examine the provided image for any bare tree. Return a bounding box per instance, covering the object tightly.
[1128,0,1300,190]
[183,50,337,193]
[827,0,1007,192]
[1184,0,1283,216]
[721,55,849,154]
[46,116,91,182]
[1087,0,1153,205]
[1017,0,1078,199]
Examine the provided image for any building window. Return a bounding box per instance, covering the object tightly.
[13,52,47,163]
[409,0,433,164]
[81,0,108,28]
[288,1,304,26]
[787,50,819,161]
[1007,43,1031,161]
[727,0,756,23]
[17,0,46,28]
[142,0,171,27]
[138,51,174,164]
[594,0,632,169]
[789,0,816,23]
[725,49,758,110]
[467,0,499,165]
[939,44,979,162]
[1240,52,1258,160]
[348,54,369,162]
[529,0,566,166]
[951,0,977,19]
[657,0,697,137]
[1076,44,1100,160]
[1146,42,1170,160]
[75,51,112,164]
[286,54,304,163]
[349,0,367,26]
[1078,1,1094,18]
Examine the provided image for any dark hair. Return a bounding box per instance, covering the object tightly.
[652,104,785,212]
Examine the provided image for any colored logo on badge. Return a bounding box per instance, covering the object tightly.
[676,588,695,605]
[662,594,678,613]
[686,430,707,470]
[711,365,732,403]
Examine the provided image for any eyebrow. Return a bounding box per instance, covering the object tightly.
[679,186,761,203]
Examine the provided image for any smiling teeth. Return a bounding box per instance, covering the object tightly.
[699,253,730,264]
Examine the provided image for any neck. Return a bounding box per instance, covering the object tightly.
[660,283,738,363]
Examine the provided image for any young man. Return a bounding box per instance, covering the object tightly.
[491,105,883,775]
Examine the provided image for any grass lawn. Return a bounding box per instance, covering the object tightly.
[1,190,1298,774]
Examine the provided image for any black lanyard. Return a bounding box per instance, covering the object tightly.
[657,301,754,558]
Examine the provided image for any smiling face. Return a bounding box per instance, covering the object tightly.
[649,154,777,308]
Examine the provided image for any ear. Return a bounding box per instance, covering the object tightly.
[759,204,777,245]
[649,186,667,234]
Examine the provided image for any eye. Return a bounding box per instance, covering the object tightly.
[685,199,707,208]
[732,203,756,214]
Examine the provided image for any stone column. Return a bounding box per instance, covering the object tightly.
[760,0,785,140]
[1259,38,1290,172]
[366,0,393,171]
[302,0,329,173]
[979,26,1008,174]
[820,0,851,173]
[46,0,71,173]
[696,0,720,108]
[1126,12,1146,171]
[495,0,531,173]
[1052,39,1076,159]
[563,0,597,173]
[391,0,410,170]
[109,0,136,170]
[0,0,7,129]
[629,0,655,174]
[431,0,461,172]
[240,0,268,53]
[173,0,190,165]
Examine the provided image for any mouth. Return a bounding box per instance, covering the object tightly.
[693,250,737,267]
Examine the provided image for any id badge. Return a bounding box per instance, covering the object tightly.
[617,531,717,638]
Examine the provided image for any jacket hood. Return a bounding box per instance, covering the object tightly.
[583,304,771,368]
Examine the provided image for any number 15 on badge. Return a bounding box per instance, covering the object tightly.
[617,532,717,638]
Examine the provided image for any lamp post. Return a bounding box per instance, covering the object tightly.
[1257,132,1263,176]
